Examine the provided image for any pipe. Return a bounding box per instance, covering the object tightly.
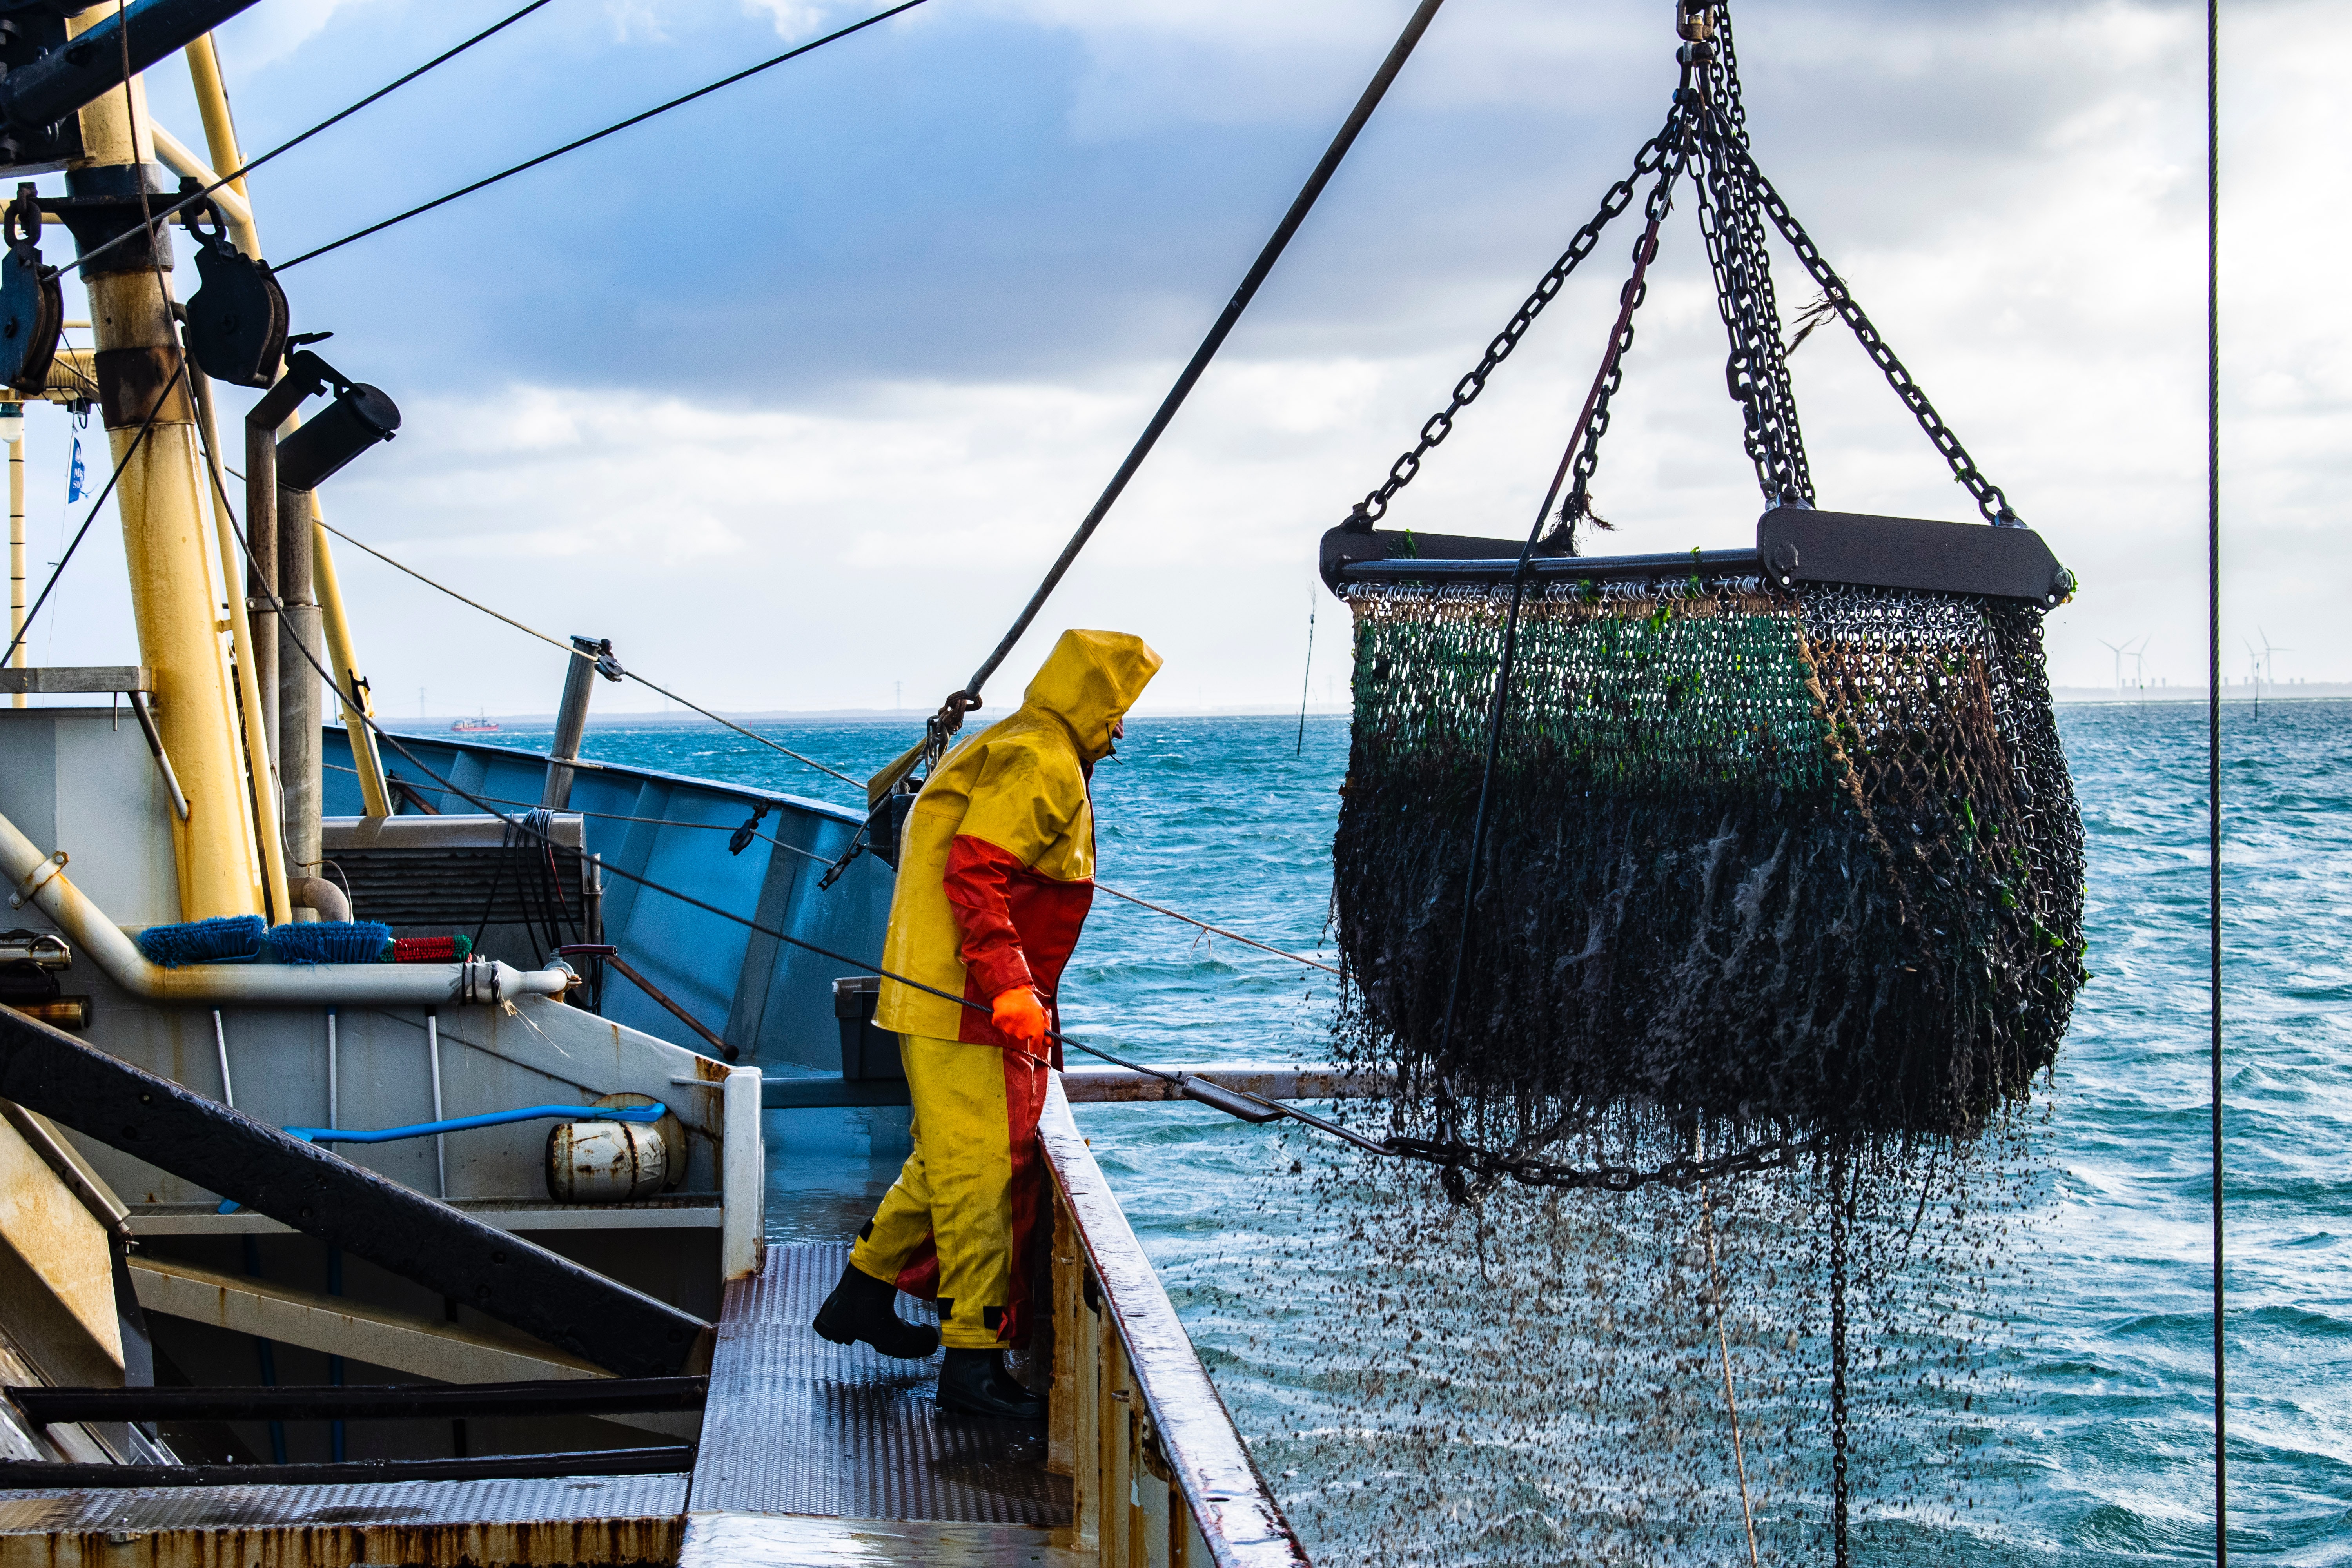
[68,11,266,920]
[180,41,394,820]
[127,690,191,821]
[146,123,251,230]
[288,875,348,922]
[0,800,569,1005]
[541,638,612,810]
[277,480,321,900]
[186,368,290,921]
[0,0,267,136]
[244,411,278,758]
[8,429,21,707]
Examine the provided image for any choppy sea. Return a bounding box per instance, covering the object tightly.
[480,700,2351,1564]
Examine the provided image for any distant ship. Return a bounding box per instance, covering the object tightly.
[450,714,499,733]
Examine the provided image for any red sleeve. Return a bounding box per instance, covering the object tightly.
[943,834,1034,1000]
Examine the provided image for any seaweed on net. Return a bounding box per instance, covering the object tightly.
[1331,571,2086,1177]
[1290,569,2078,1560]
[1246,1122,2045,1567]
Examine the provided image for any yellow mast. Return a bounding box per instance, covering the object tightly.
[184,31,394,821]
[7,422,21,708]
[66,11,262,919]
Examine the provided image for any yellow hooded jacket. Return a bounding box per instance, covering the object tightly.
[874,630,1163,1045]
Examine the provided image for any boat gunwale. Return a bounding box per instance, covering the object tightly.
[1040,1077,1308,1567]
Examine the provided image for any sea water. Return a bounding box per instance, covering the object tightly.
[484,701,2350,1564]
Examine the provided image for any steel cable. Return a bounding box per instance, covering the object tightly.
[274,0,933,273]
[58,0,557,282]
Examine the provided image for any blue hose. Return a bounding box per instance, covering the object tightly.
[216,1103,666,1214]
[282,1102,667,1145]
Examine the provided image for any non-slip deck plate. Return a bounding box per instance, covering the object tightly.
[0,1473,689,1531]
[690,1243,1070,1527]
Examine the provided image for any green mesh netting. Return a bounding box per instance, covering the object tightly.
[1333,570,2085,1164]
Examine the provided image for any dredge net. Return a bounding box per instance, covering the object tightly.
[1331,569,2085,1182]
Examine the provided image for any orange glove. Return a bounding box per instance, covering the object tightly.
[990,985,1049,1052]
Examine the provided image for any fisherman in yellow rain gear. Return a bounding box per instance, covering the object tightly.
[813,629,1163,1419]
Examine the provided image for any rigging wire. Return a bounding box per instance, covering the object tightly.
[274,0,933,273]
[58,0,557,282]
[0,385,174,666]
[311,516,860,787]
[322,759,1341,975]
[2206,0,2227,1558]
[935,0,1448,727]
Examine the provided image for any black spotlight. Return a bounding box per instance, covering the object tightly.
[275,378,399,490]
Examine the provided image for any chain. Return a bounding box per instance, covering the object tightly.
[1828,1148,1853,1568]
[1385,1129,1814,1197]
[1351,109,1684,526]
[1694,10,1813,507]
[1727,143,2019,524]
[1546,144,1689,547]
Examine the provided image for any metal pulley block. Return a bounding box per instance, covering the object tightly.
[0,183,61,394]
[182,185,287,388]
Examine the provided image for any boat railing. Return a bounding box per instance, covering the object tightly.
[1042,1077,1308,1568]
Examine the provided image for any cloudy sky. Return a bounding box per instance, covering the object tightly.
[17,0,2343,714]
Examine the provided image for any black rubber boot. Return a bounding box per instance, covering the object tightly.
[811,1263,939,1360]
[936,1348,1045,1421]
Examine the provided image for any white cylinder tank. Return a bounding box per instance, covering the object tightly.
[546,1119,668,1202]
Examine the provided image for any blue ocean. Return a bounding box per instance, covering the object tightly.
[483,700,2349,1564]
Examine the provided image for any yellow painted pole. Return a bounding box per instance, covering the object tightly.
[189,369,290,923]
[70,14,262,919]
[185,33,392,818]
[8,425,23,707]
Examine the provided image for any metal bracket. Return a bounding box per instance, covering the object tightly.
[9,849,64,909]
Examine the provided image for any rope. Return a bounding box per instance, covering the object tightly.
[312,517,858,787]
[57,0,556,281]
[325,759,1341,975]
[275,0,932,273]
[2206,0,2228,1557]
[940,0,1448,723]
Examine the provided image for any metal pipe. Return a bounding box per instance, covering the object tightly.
[287,875,348,922]
[243,414,278,759]
[180,40,394,819]
[146,122,251,230]
[67,16,267,919]
[7,430,22,708]
[541,638,608,809]
[277,481,321,904]
[0,1447,696,1491]
[0,799,568,1005]
[186,367,290,922]
[599,949,734,1062]
[211,1008,233,1106]
[426,1008,445,1197]
[0,0,266,136]
[127,690,190,820]
[12,1377,710,1425]
[325,1006,337,1131]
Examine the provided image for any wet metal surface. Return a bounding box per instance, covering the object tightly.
[690,1244,1070,1526]
[681,1512,1081,1566]
[0,1474,687,1567]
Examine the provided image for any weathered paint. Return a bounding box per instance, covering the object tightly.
[0,1109,121,1379]
[1040,1080,1308,1568]
[0,1474,689,1568]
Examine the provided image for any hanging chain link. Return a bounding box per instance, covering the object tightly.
[1695,9,1814,507]
[1350,110,1685,525]
[1547,130,1691,548]
[1350,0,2015,532]
[1729,140,2020,524]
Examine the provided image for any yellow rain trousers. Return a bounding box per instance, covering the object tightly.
[849,629,1162,1350]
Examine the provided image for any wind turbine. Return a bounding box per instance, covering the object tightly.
[2099,635,2151,699]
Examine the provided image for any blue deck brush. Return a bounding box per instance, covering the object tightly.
[264,920,394,965]
[134,915,266,967]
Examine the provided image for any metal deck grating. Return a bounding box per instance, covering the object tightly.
[0,1473,690,1532]
[688,1243,1069,1526]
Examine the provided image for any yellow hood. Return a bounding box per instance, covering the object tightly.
[1020,629,1162,761]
